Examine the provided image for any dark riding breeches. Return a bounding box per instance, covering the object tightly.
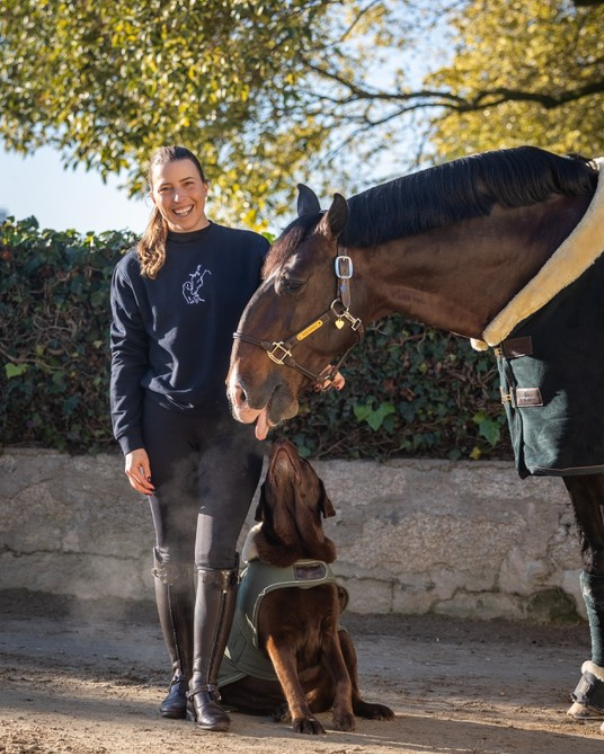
[142,397,264,571]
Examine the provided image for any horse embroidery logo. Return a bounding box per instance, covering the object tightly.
[182,265,212,304]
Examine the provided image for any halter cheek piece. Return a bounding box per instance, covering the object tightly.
[233,247,365,387]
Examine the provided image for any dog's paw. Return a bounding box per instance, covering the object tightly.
[333,712,356,731]
[293,716,326,735]
[355,701,395,721]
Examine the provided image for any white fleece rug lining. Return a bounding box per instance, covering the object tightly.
[471,157,604,350]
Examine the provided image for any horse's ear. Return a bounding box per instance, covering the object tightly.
[319,193,348,239]
[297,184,321,217]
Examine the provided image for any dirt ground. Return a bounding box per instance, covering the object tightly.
[1,589,603,754]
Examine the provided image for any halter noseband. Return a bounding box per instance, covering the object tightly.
[233,246,365,387]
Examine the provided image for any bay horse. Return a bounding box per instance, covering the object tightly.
[227,146,604,726]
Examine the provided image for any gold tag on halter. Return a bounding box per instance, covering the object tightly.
[335,319,345,329]
[296,319,324,341]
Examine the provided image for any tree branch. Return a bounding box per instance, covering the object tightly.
[304,57,604,115]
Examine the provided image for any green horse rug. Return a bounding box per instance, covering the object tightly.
[472,157,604,478]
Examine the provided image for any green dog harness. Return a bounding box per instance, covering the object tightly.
[218,558,348,686]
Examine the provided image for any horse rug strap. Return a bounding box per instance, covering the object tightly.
[497,251,604,478]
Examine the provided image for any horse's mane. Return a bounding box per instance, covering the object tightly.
[342,146,598,248]
[263,211,323,279]
[264,147,598,273]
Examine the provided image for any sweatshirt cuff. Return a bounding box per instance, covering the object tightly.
[118,430,145,456]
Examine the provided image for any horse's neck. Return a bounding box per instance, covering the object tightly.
[355,194,593,340]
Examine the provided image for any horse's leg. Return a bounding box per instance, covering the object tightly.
[563,473,604,721]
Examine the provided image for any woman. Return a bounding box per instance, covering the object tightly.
[109,145,270,732]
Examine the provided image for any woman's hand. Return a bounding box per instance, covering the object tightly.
[313,368,346,392]
[329,370,346,391]
[124,448,155,495]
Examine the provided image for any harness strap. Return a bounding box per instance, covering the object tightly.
[234,332,335,384]
[234,319,360,386]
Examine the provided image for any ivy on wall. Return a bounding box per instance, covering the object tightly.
[0,218,511,460]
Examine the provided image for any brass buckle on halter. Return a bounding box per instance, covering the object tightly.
[267,341,292,365]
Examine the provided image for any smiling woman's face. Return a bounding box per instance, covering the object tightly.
[150,158,209,233]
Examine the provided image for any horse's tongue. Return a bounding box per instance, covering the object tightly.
[255,408,271,441]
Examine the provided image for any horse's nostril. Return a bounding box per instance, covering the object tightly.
[234,384,248,408]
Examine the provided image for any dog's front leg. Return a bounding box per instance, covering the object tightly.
[265,637,326,734]
[322,631,356,731]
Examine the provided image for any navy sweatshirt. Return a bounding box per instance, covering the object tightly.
[109,222,269,455]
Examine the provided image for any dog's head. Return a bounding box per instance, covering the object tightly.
[253,438,337,567]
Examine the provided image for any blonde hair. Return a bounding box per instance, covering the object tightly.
[137,146,207,279]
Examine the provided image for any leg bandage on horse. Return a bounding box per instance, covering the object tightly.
[581,570,604,668]
[570,661,604,717]
[568,572,604,718]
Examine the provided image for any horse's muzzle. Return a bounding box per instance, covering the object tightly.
[227,367,299,437]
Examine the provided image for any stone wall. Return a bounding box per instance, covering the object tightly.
[0,447,584,621]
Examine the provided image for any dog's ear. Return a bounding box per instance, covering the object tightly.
[255,482,267,522]
[319,480,336,518]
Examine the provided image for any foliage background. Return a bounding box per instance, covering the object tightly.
[0,219,511,460]
[2,1,603,227]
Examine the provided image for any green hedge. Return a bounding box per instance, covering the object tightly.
[280,320,511,461]
[0,218,511,460]
[0,218,136,452]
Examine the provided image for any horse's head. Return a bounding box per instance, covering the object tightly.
[227,185,363,439]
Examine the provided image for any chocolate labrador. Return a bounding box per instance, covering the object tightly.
[219,437,394,734]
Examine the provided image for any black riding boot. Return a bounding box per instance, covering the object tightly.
[152,549,195,719]
[186,565,239,732]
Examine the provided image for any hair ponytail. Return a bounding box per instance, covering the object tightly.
[137,206,168,279]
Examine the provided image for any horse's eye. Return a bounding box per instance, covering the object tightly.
[279,276,304,294]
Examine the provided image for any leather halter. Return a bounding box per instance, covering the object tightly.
[233,247,365,387]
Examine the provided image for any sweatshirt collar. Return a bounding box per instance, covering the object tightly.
[167,222,214,245]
